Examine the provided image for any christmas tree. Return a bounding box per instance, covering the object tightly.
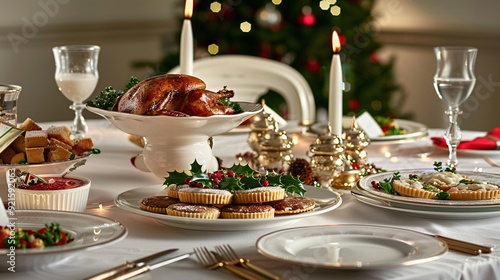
[145,0,402,119]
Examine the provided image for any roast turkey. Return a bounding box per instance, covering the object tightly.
[115,74,235,117]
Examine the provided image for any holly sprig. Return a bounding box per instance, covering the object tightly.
[163,160,306,195]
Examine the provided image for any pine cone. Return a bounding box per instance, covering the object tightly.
[288,158,314,185]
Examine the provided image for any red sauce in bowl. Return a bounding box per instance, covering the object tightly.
[20,177,86,190]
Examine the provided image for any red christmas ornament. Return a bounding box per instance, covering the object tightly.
[305,59,320,73]
[348,99,360,111]
[297,6,316,26]
[339,33,347,45]
[259,44,271,58]
[370,52,379,63]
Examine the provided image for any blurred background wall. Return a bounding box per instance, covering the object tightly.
[0,0,499,131]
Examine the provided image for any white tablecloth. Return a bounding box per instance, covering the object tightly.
[2,119,500,280]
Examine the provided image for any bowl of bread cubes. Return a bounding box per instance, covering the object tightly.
[0,118,96,203]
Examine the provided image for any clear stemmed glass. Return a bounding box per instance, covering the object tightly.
[433,46,477,167]
[53,45,100,139]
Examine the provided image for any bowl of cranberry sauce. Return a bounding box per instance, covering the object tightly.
[15,175,91,212]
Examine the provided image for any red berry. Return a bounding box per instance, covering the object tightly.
[260,180,269,187]
[184,177,192,183]
[189,181,197,187]
[227,170,235,177]
[213,178,220,184]
[239,174,245,179]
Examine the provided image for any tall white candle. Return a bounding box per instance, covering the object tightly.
[180,0,193,75]
[329,31,343,135]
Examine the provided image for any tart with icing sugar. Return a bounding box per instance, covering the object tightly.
[166,203,220,219]
[233,186,285,204]
[266,196,315,214]
[166,184,189,199]
[177,188,233,205]
[220,204,275,219]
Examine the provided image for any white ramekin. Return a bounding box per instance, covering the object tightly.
[15,174,91,212]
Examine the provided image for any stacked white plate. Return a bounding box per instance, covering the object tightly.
[352,170,500,219]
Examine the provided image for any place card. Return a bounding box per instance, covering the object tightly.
[355,111,384,139]
[0,121,23,153]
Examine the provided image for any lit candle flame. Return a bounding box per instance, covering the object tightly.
[332,31,341,53]
[184,0,193,19]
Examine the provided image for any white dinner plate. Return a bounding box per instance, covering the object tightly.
[310,118,428,144]
[354,170,500,219]
[358,170,500,207]
[351,191,500,219]
[115,185,342,231]
[256,224,447,269]
[0,210,127,271]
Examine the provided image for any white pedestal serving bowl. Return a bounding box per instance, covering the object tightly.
[87,102,262,179]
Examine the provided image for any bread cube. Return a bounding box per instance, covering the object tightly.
[72,138,94,155]
[10,153,25,164]
[19,118,42,132]
[25,130,48,148]
[0,146,17,163]
[47,145,72,162]
[47,126,74,146]
[26,147,45,163]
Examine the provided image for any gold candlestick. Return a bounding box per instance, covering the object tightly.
[308,123,346,191]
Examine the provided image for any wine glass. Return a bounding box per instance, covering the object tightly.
[433,46,477,167]
[53,45,100,139]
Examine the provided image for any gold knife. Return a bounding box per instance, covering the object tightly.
[434,235,494,255]
[84,248,178,280]
[105,252,192,280]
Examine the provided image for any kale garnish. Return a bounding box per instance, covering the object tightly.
[86,76,139,110]
[435,192,451,200]
[377,172,400,195]
[220,97,243,114]
[433,161,456,173]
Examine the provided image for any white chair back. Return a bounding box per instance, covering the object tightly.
[168,55,315,125]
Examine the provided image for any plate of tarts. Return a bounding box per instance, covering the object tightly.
[115,185,342,231]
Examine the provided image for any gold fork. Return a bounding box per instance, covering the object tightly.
[483,156,500,168]
[215,244,282,280]
[193,246,263,280]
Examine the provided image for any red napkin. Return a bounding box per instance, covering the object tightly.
[431,127,500,150]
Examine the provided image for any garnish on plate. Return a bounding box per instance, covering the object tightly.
[374,116,406,136]
[163,160,305,196]
[0,223,73,249]
[86,76,139,110]
[370,161,500,200]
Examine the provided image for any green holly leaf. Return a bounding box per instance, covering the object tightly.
[163,170,189,186]
[191,173,211,187]
[219,176,244,191]
[280,174,305,195]
[239,175,264,189]
[226,163,255,176]
[189,160,205,175]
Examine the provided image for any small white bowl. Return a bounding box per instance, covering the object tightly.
[0,154,91,204]
[15,174,90,212]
